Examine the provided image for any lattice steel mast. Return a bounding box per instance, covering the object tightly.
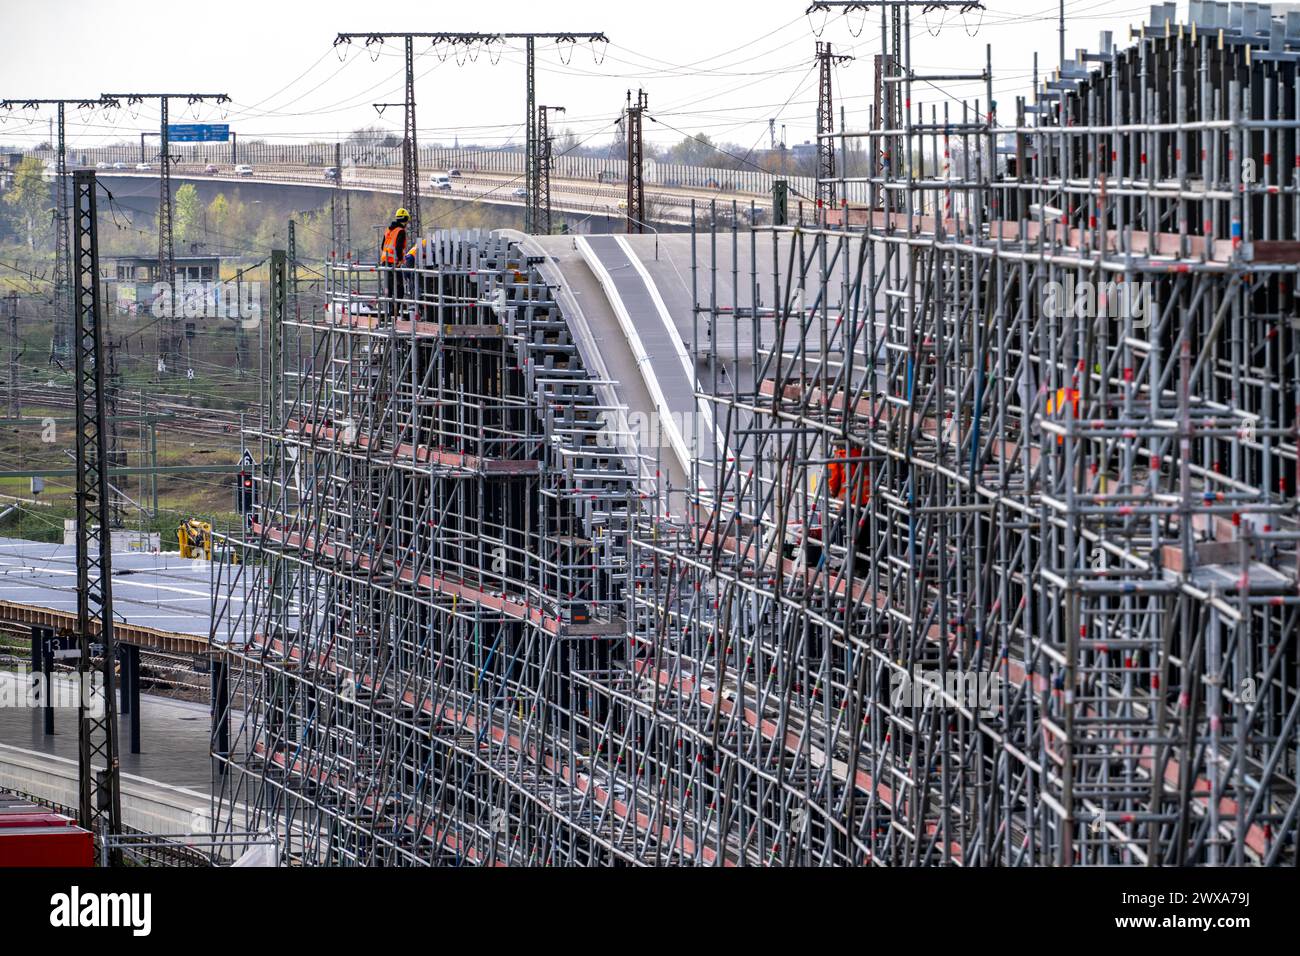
[334,32,607,235]
[0,98,100,365]
[100,92,229,377]
[625,89,648,233]
[814,42,852,208]
[534,105,564,235]
[71,169,121,847]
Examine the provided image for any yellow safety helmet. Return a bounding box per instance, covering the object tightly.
[394,207,410,221]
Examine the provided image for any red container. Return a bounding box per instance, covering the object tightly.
[0,826,94,867]
[0,813,74,828]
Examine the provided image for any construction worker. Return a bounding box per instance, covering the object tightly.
[380,207,410,317]
[1045,386,1080,445]
[825,439,872,577]
[826,440,871,507]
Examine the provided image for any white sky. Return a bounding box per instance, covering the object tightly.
[0,0,1161,156]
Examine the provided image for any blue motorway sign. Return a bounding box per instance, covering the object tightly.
[167,123,230,143]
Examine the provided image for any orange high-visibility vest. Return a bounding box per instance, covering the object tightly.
[827,447,871,505]
[381,225,405,265]
[1046,387,1080,417]
[1046,388,1080,445]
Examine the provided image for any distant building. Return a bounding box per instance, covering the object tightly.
[108,254,223,317]
[0,152,22,190]
[790,140,818,164]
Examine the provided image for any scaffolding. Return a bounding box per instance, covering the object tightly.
[623,1,1298,865]
[212,1,1299,866]
[212,233,651,864]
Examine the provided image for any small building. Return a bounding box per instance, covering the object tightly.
[0,153,22,190]
[108,254,222,316]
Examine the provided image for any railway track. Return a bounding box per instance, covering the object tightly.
[0,640,208,699]
[6,383,246,441]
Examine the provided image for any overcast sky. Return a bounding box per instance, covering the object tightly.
[0,0,1159,156]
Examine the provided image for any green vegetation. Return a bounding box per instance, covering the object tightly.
[2,157,52,251]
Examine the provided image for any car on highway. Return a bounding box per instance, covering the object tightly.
[448,168,461,177]
[95,162,109,170]
[111,162,128,170]
[323,166,339,181]
[234,164,254,177]
[511,186,527,198]
[204,163,219,174]
[431,173,452,191]
[135,162,151,171]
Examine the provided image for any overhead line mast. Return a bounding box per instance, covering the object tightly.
[71,169,121,854]
[0,97,102,365]
[100,92,230,378]
[814,42,853,209]
[535,105,565,235]
[624,90,648,234]
[333,32,608,236]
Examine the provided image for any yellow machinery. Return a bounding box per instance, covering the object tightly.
[177,518,240,563]
[177,518,213,560]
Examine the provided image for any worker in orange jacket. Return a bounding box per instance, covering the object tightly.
[827,442,871,506]
[822,440,873,576]
[1045,386,1080,445]
[380,207,410,316]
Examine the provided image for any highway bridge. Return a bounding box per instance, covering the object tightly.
[26,139,822,211]
[86,163,779,229]
[18,143,817,230]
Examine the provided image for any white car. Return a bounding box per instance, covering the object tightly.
[234,164,254,177]
[430,173,451,190]
[111,162,128,170]
[135,162,151,171]
[95,162,110,170]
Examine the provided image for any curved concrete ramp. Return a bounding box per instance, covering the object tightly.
[575,234,726,494]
